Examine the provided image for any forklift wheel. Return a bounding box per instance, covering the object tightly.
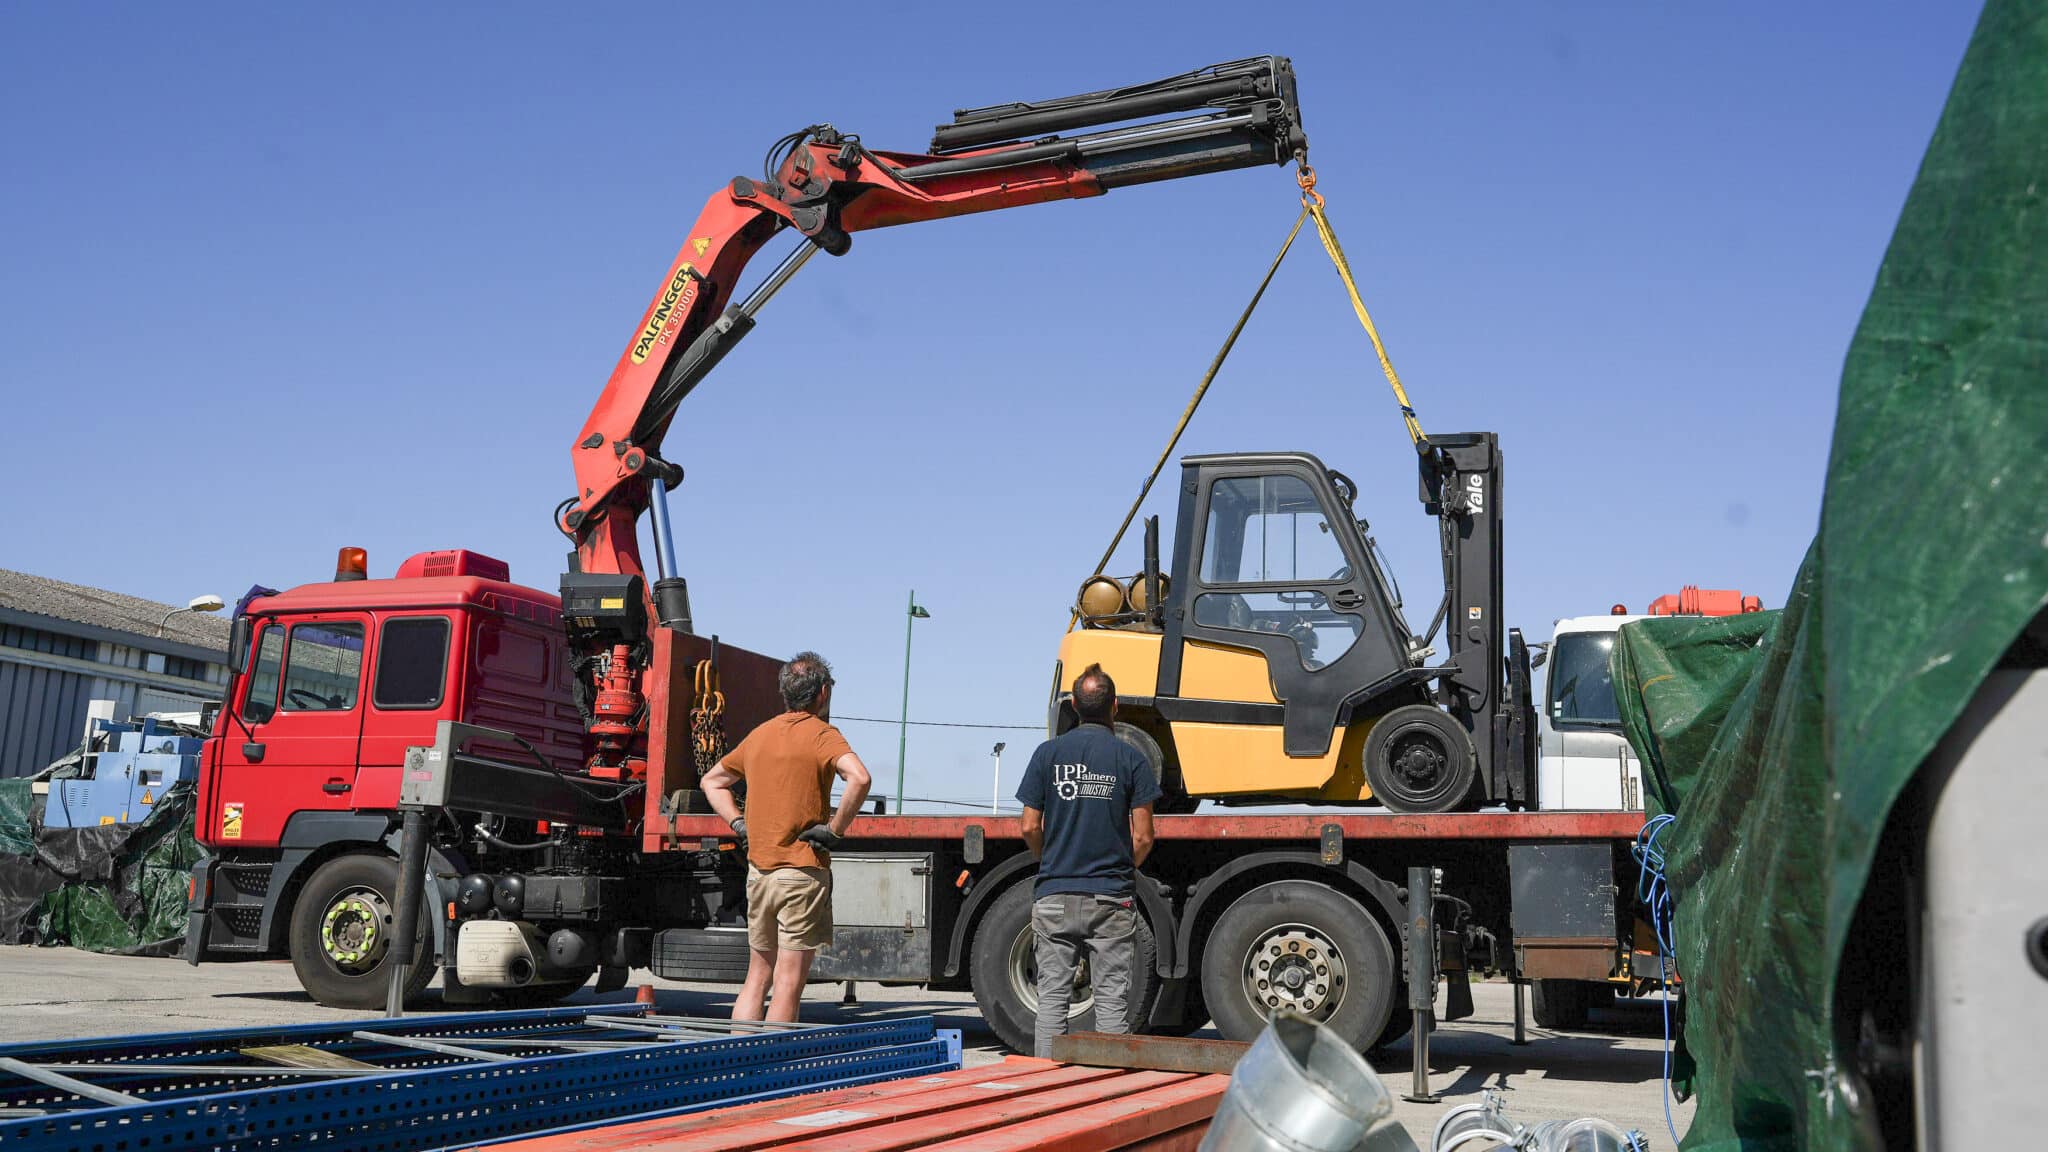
[1363,705,1478,813]
[1116,722,1198,815]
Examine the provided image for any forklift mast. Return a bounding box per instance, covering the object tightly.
[1420,433,1535,807]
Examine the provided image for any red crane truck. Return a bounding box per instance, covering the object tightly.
[183,59,1653,1053]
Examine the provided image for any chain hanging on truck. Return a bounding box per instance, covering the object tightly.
[688,654,727,779]
[1077,159,1432,622]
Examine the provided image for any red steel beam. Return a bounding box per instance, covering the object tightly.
[771,1070,1193,1152]
[1120,1123,1212,1152]
[914,1075,1231,1152]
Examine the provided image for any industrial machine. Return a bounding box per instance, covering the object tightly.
[1056,434,1537,814]
[43,717,202,829]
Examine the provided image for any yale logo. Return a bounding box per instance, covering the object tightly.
[631,263,700,364]
[1465,473,1486,514]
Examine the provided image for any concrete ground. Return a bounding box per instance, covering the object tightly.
[0,947,1692,1146]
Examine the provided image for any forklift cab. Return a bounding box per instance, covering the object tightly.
[1161,452,1425,758]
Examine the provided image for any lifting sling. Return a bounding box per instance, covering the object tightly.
[1079,163,1431,611]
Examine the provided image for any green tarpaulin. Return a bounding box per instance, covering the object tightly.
[0,774,206,955]
[33,784,206,956]
[1611,1,2048,1147]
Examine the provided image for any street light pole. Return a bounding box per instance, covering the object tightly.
[895,591,930,815]
[990,742,1006,814]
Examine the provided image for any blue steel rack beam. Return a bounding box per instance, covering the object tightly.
[0,1006,961,1152]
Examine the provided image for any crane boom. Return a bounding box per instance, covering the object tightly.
[557,56,1306,783]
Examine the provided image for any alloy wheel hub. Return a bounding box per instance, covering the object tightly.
[321,889,392,973]
[1246,926,1346,1018]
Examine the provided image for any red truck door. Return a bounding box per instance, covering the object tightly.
[208,614,372,846]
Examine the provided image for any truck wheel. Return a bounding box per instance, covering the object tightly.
[1364,705,1478,813]
[1530,979,1608,1030]
[970,880,1157,1054]
[1200,880,1395,1052]
[1115,723,1197,815]
[289,854,434,1010]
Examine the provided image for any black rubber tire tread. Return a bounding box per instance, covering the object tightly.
[1114,722,1197,814]
[1363,704,1479,813]
[1374,1003,1415,1048]
[1200,879,1396,1052]
[288,853,434,1010]
[970,879,1158,1054]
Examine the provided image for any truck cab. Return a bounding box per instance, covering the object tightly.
[1537,588,1762,811]
[188,549,587,1004]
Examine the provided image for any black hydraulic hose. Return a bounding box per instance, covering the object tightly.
[475,823,553,852]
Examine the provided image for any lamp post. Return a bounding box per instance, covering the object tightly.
[158,594,226,637]
[990,742,1007,814]
[895,591,930,815]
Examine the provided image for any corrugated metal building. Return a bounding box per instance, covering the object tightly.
[0,568,231,778]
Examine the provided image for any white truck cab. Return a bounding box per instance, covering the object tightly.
[1538,614,1646,811]
[1538,588,1762,811]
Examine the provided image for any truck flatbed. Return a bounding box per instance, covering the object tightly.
[656,809,1646,849]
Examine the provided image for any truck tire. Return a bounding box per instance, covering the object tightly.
[1363,705,1478,813]
[1115,722,1197,815]
[970,880,1157,1054]
[1529,979,1610,1030]
[289,854,434,1010]
[1200,880,1396,1052]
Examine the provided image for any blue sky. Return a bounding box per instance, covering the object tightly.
[0,3,1978,809]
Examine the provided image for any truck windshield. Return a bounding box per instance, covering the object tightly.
[1547,632,1621,727]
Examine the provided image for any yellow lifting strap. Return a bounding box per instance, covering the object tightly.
[1071,165,1426,630]
[1298,163,1429,451]
[1078,205,1311,602]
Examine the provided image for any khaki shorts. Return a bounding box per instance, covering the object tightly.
[745,865,833,952]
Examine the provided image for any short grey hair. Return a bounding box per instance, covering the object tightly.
[780,651,834,712]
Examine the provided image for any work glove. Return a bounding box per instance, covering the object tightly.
[797,823,843,850]
[727,817,748,849]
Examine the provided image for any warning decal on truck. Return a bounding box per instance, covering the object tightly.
[222,803,243,840]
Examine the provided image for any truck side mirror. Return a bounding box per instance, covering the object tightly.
[229,616,255,675]
[1529,643,1548,670]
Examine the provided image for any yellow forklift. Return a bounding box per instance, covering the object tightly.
[1053,433,1538,814]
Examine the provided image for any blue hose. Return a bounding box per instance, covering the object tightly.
[1633,812,1682,1149]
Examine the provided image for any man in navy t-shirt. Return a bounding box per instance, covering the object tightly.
[1016,663,1161,1057]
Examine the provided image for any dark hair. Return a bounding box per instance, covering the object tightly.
[780,651,834,712]
[1072,663,1116,724]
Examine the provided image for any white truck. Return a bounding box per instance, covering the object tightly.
[1538,587,1763,812]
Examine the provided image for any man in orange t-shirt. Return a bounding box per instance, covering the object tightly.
[701,651,872,1022]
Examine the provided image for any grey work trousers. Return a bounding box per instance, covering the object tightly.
[1032,892,1137,1059]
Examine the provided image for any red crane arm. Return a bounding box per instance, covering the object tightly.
[561,56,1307,578]
[553,57,1306,788]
